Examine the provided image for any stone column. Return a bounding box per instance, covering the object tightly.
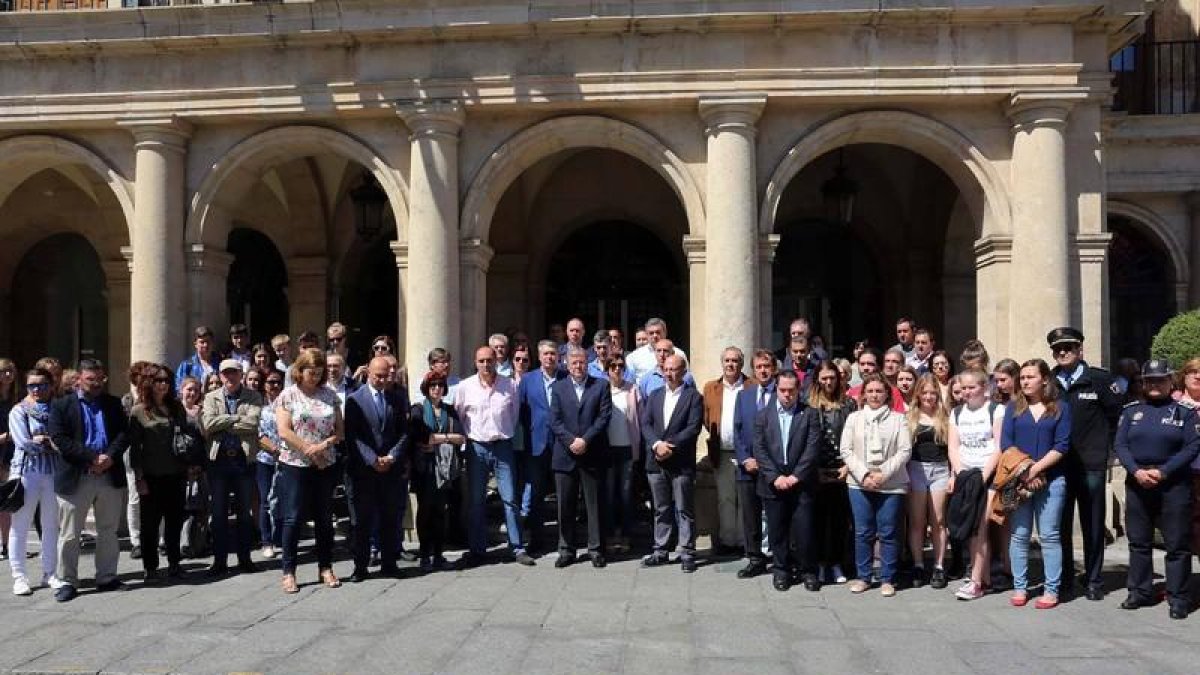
[102,250,133,388]
[287,256,328,340]
[1006,98,1073,361]
[974,235,1013,360]
[397,100,464,381]
[460,238,495,357]
[390,241,409,366]
[757,234,780,350]
[123,119,191,365]
[699,96,765,368]
[1188,191,1200,309]
[682,235,708,382]
[185,244,234,339]
[1075,233,1113,367]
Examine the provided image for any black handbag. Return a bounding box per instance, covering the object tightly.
[172,420,200,462]
[0,475,23,513]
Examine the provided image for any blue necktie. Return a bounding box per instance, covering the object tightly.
[757,388,768,411]
[374,391,386,428]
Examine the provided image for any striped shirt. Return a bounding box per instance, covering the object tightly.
[8,401,60,475]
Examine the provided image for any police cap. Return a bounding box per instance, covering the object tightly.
[1141,358,1174,379]
[1046,327,1084,349]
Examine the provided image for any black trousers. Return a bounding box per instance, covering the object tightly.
[764,487,815,577]
[1126,475,1193,608]
[737,479,765,561]
[813,480,852,568]
[139,474,187,573]
[556,465,607,556]
[1060,467,1107,589]
[413,466,450,559]
[350,467,405,571]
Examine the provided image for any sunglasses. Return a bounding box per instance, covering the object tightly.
[267,380,283,387]
[513,356,530,362]
[328,336,344,343]
[373,344,390,352]
[27,382,48,390]
[608,363,624,370]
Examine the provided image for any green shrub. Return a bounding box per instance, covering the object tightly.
[1150,310,1200,368]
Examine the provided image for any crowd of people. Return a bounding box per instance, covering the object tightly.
[1,315,1198,620]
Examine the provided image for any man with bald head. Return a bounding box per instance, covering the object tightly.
[344,356,410,581]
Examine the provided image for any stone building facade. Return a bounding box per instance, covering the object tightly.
[0,0,1195,391]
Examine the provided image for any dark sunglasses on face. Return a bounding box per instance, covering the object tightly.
[373,344,390,352]
[513,356,529,362]
[27,382,48,390]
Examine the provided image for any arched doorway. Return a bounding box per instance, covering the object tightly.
[545,221,686,346]
[226,227,289,345]
[337,231,399,350]
[1108,215,1175,360]
[11,233,108,368]
[770,143,967,355]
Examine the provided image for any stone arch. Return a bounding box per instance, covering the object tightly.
[186,125,409,248]
[760,110,1011,239]
[461,116,706,242]
[1107,199,1189,287]
[0,134,134,239]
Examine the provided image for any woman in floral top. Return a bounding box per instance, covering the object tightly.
[274,348,344,594]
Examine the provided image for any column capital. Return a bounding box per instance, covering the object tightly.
[390,241,409,270]
[757,233,781,264]
[1006,92,1082,131]
[119,117,193,151]
[682,234,706,264]
[973,235,1013,270]
[698,96,767,135]
[396,99,465,139]
[459,237,495,272]
[185,243,234,276]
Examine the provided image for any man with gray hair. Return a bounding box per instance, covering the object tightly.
[588,329,631,382]
[626,318,687,383]
[490,333,513,378]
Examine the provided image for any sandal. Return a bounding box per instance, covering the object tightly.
[319,568,341,588]
[281,573,299,594]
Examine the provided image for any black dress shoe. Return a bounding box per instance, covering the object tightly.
[349,568,371,583]
[167,565,186,579]
[681,558,697,574]
[773,574,791,591]
[97,579,128,592]
[54,584,78,602]
[1120,594,1151,610]
[142,569,162,585]
[1170,605,1189,620]
[237,561,258,575]
[591,555,607,569]
[555,554,576,569]
[641,553,670,568]
[802,573,821,592]
[457,551,485,569]
[379,566,403,578]
[929,567,948,589]
[206,564,229,578]
[737,559,768,579]
[1085,585,1104,601]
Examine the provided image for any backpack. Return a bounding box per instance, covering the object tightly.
[952,401,1000,427]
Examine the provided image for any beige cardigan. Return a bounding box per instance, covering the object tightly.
[839,405,912,494]
[200,387,264,464]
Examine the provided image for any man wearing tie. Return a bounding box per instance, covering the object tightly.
[517,340,565,552]
[732,349,777,579]
[640,354,705,572]
[549,347,612,568]
[753,369,822,592]
[344,357,410,581]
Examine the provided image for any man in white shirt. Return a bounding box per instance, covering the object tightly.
[702,347,749,555]
[455,346,533,567]
[626,317,687,384]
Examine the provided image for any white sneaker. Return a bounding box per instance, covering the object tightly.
[43,575,63,590]
[831,565,847,584]
[13,577,32,596]
[260,545,276,559]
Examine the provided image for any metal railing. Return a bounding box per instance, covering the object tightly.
[1112,39,1200,115]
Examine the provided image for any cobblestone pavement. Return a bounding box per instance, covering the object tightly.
[0,534,1195,675]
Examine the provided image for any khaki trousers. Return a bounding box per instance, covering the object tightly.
[58,473,127,587]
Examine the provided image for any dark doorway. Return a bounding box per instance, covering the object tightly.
[545,221,687,351]
[772,218,887,354]
[1108,216,1175,361]
[11,233,108,368]
[337,227,399,354]
[227,228,289,345]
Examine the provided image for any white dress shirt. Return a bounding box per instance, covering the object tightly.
[719,376,744,450]
[662,382,684,428]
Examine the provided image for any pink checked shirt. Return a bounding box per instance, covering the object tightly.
[454,374,518,442]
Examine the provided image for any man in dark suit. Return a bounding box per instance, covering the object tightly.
[732,348,777,578]
[752,369,822,592]
[549,346,612,568]
[639,353,704,572]
[517,340,565,551]
[48,359,129,602]
[344,356,410,581]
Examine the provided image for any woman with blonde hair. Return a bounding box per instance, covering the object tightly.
[904,374,951,588]
[947,368,1004,600]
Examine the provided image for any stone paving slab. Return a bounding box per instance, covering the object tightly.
[0,536,1194,674]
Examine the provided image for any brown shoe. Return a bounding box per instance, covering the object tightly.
[848,579,870,594]
[281,573,299,594]
[319,568,341,588]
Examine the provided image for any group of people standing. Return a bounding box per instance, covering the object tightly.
[2,315,1198,620]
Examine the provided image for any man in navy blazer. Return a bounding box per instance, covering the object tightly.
[344,357,409,581]
[731,349,777,579]
[639,354,704,572]
[549,347,612,568]
[752,369,822,592]
[517,340,565,551]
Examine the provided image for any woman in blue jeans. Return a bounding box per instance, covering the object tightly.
[1001,359,1072,609]
[255,370,286,558]
[839,374,912,597]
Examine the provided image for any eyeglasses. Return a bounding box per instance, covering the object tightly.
[1051,345,1078,354]
[608,363,624,370]
[27,382,48,390]
[373,344,390,352]
[513,356,530,363]
[328,336,344,344]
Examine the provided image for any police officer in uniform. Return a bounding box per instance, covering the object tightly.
[1047,327,1122,601]
[1114,359,1199,620]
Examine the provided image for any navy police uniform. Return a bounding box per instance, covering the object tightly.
[1047,327,1122,598]
[1114,359,1199,618]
